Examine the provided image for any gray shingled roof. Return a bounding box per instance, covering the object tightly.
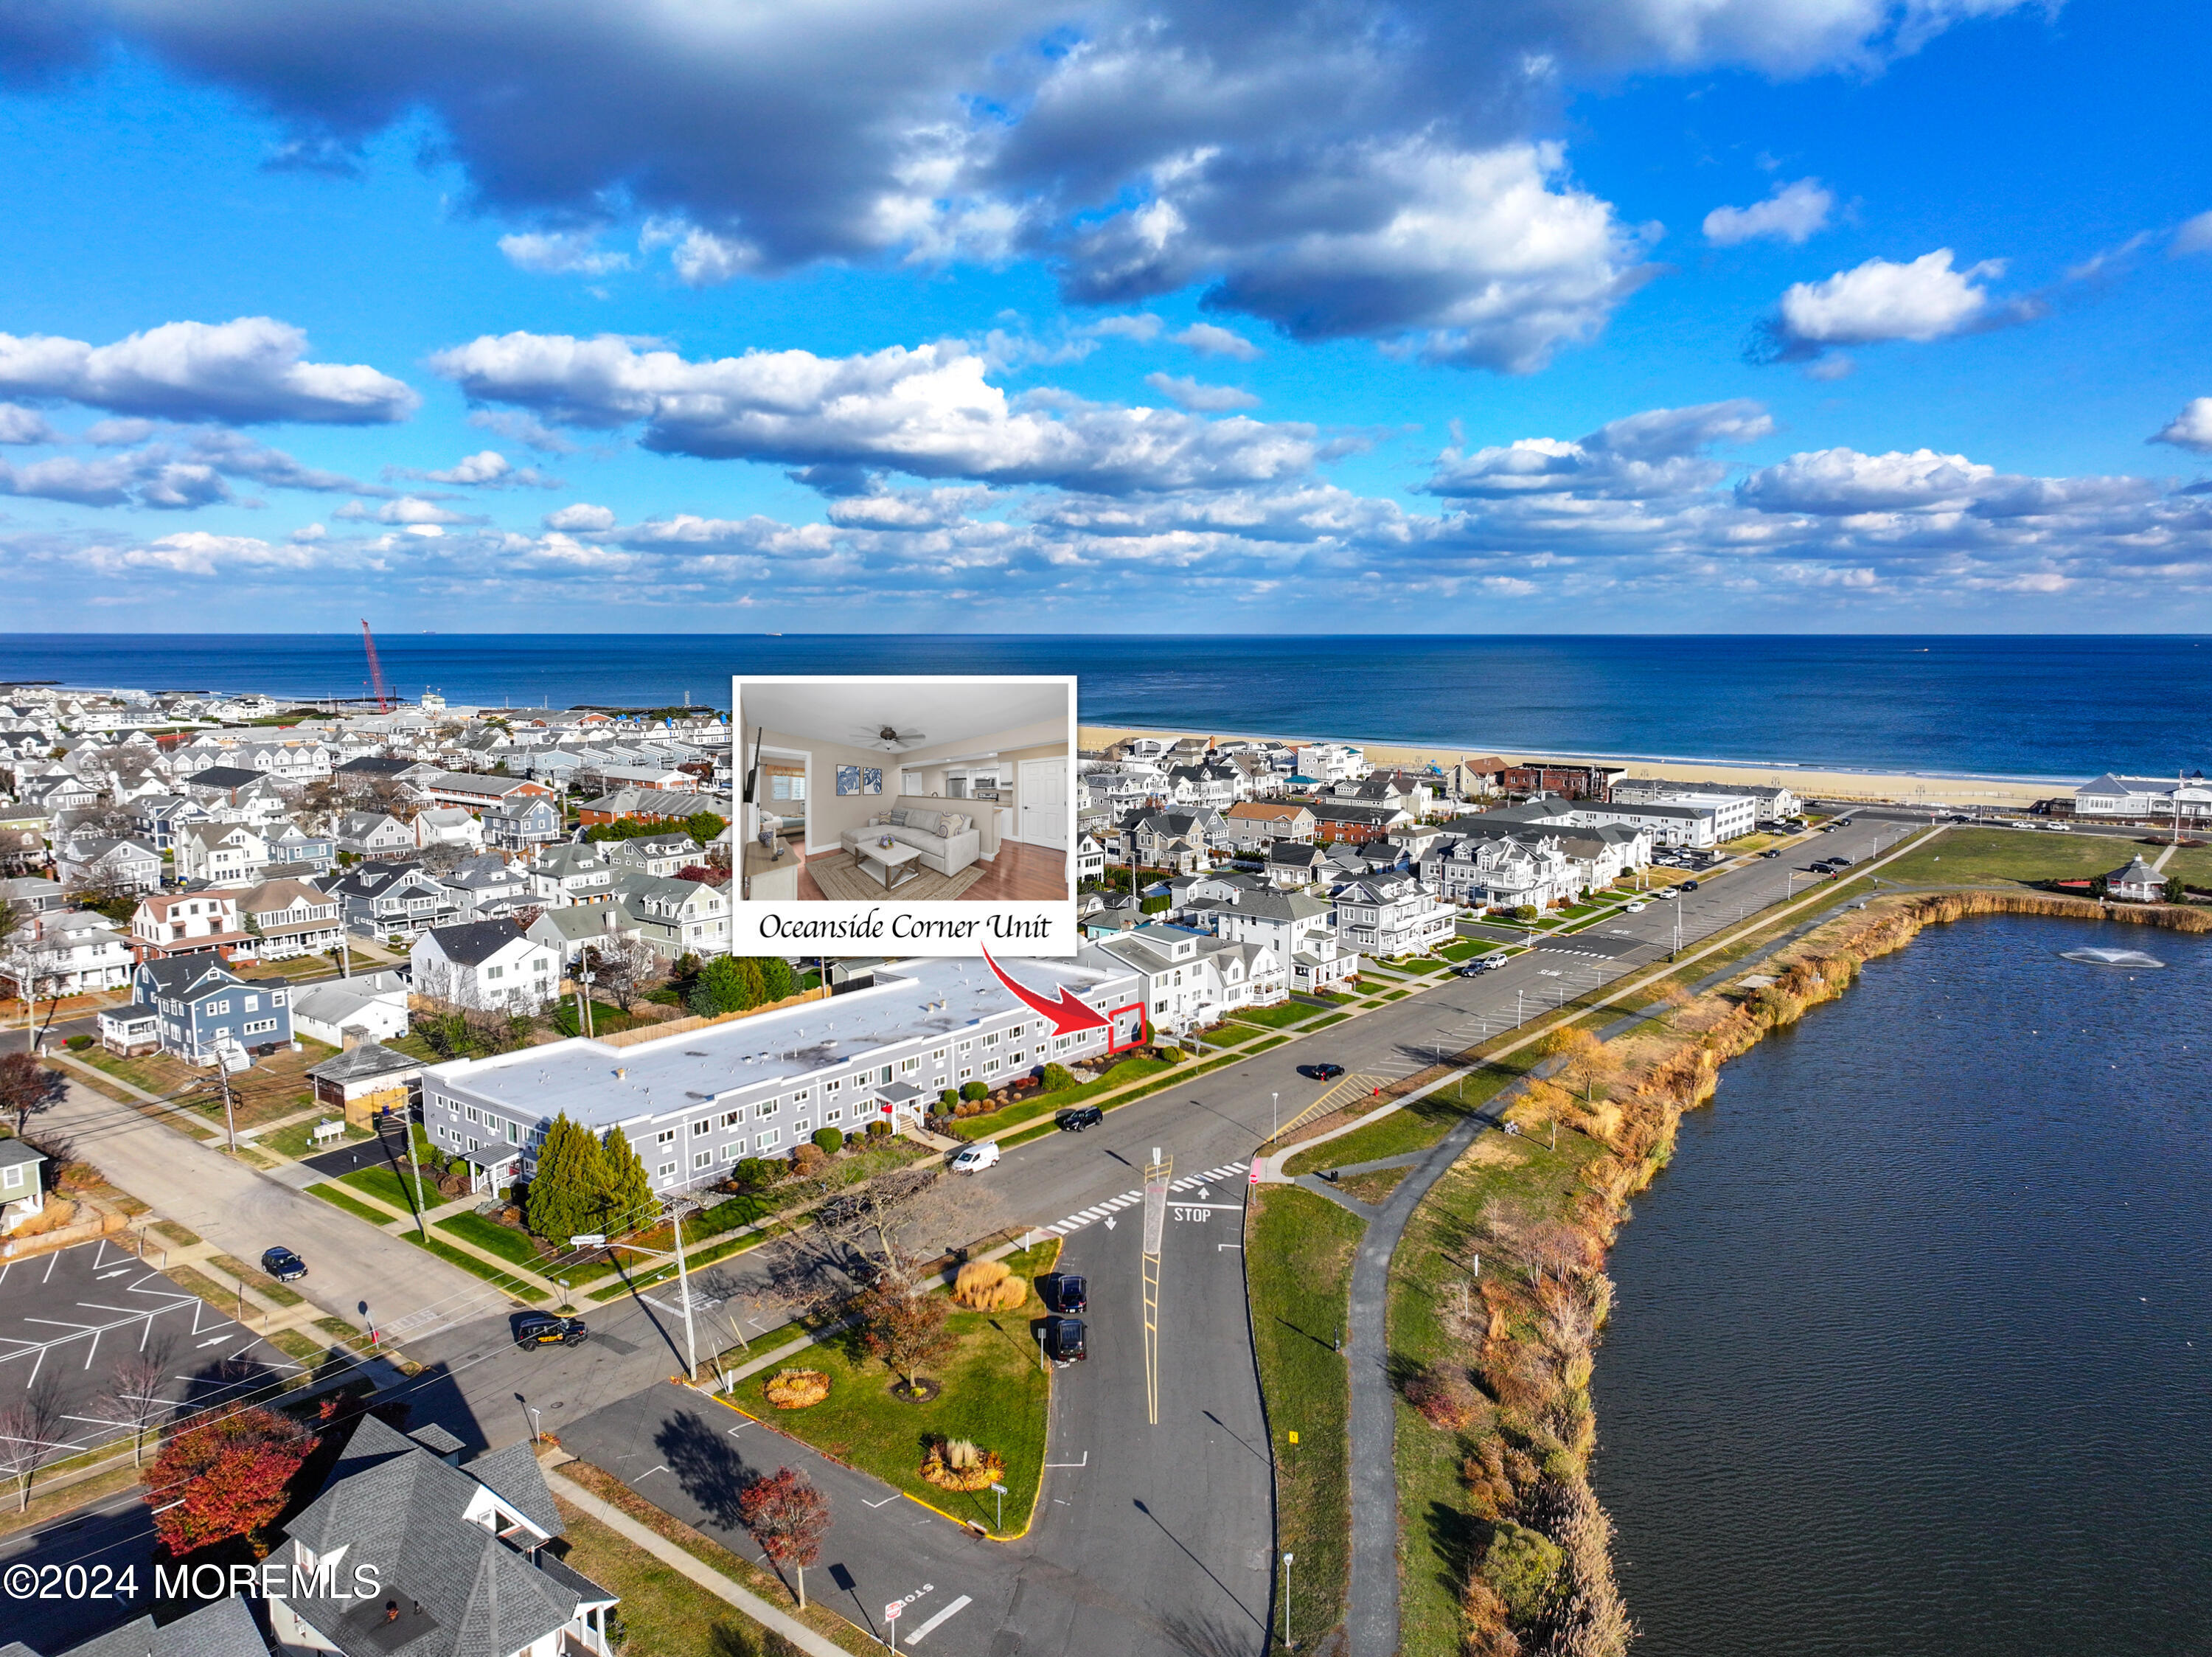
[306,1041,425,1085]
[422,920,528,966]
[45,1593,266,1657]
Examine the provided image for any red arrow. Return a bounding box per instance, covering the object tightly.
[981,948,1111,1036]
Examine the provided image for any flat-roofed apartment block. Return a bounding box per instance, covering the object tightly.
[420,955,1146,1195]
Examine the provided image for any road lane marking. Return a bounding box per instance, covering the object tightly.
[905,1594,972,1644]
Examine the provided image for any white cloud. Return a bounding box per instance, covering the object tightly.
[1735,446,1995,513]
[1425,399,1773,499]
[1172,323,1259,361]
[0,316,417,424]
[423,451,511,484]
[1087,314,1165,343]
[0,403,59,444]
[543,501,617,532]
[467,409,577,454]
[335,494,480,527]
[49,0,2035,366]
[2170,212,2212,257]
[2152,397,2212,454]
[1768,250,2023,354]
[498,229,633,277]
[1144,373,1259,411]
[827,484,998,529]
[430,333,1319,493]
[1703,178,1833,246]
[639,221,763,288]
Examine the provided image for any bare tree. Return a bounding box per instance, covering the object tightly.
[0,1383,62,1512]
[582,935,658,1013]
[108,1349,174,1467]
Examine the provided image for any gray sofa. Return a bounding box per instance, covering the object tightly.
[846,805,980,877]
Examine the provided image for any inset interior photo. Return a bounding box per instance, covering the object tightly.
[734,676,1074,902]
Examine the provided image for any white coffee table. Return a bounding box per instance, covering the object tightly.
[852,838,923,892]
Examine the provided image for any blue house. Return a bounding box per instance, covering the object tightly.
[116,956,296,1066]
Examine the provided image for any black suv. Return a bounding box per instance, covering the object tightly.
[1043,1316,1088,1364]
[514,1313,588,1349]
[1055,1105,1104,1133]
[260,1246,307,1282]
[1043,1273,1088,1315]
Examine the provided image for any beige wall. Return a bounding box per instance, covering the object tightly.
[751,716,1071,854]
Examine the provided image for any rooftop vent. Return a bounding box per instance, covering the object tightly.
[685,1049,709,1057]
[614,1066,627,1080]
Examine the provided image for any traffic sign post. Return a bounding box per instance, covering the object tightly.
[886,1599,901,1654]
[991,1479,1007,1532]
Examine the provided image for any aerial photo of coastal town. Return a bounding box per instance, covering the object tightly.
[1,4,2208,1657]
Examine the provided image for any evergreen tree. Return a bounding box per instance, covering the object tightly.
[734,956,767,1008]
[598,1128,657,1230]
[689,955,747,1016]
[525,1114,602,1243]
[759,955,795,1003]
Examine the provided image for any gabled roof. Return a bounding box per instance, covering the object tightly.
[306,1041,425,1085]
[135,956,248,999]
[422,919,530,966]
[38,1591,266,1657]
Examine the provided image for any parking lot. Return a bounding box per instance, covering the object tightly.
[0,1237,299,1461]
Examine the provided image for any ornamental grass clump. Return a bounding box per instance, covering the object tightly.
[764,1368,830,1409]
[920,1436,1006,1492]
[951,1259,1028,1311]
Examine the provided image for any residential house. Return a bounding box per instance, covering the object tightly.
[412,920,562,1013]
[131,792,210,852]
[529,842,619,906]
[484,791,565,852]
[1,908,133,996]
[608,870,731,956]
[128,889,251,962]
[267,1414,618,1657]
[408,769,559,814]
[173,822,267,886]
[264,821,336,873]
[291,969,412,1047]
[1295,742,1367,783]
[1334,767,1433,817]
[237,877,345,961]
[0,1139,46,1235]
[54,834,161,894]
[1164,760,1245,810]
[1200,888,1359,993]
[0,876,66,914]
[525,900,644,965]
[605,833,701,878]
[1307,800,1411,844]
[574,788,728,828]
[333,810,417,859]
[1332,869,1455,956]
[108,956,293,1063]
[1421,833,1581,911]
[180,763,268,805]
[306,1040,431,1130]
[422,954,1144,1191]
[1499,762,1626,802]
[444,850,540,920]
[1075,833,1107,885]
[1264,841,1330,889]
[413,805,486,851]
[5,1596,268,1657]
[324,861,464,940]
[591,763,694,792]
[1077,922,1284,1033]
[1221,799,1317,852]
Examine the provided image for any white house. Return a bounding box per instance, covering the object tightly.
[413,805,486,851]
[411,920,563,1013]
[1332,870,1455,957]
[173,822,268,885]
[1076,833,1107,884]
[291,968,412,1046]
[2,909,133,996]
[1077,923,1284,1033]
[1201,889,1360,993]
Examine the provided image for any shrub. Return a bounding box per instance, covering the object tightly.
[1140,893,1170,914]
[1039,1062,1076,1092]
[812,1126,844,1155]
[938,1088,959,1111]
[763,1368,830,1409]
[1404,1361,1483,1431]
[65,1034,92,1052]
[920,1437,1006,1493]
[866,1119,891,1139]
[951,1259,1026,1310]
[1478,1520,1563,1624]
[1512,904,1539,922]
[790,1142,825,1176]
[959,1080,988,1102]
[728,1156,778,1192]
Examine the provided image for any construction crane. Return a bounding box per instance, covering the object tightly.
[360,619,393,713]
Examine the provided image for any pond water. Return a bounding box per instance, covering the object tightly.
[1592,914,2212,1656]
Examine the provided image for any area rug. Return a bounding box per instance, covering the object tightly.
[807,850,986,901]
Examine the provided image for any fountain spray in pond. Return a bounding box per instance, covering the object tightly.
[2059,947,2166,968]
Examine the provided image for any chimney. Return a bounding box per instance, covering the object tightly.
[342,1027,362,1050]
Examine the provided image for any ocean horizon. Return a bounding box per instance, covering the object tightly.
[1,632,2202,782]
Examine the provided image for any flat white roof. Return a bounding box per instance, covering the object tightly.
[428,954,1136,1130]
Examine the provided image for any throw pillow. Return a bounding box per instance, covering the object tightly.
[888,807,910,827]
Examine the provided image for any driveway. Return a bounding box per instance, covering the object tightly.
[41,1078,501,1340]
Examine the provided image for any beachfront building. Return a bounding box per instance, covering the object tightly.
[1332,869,1455,956]
[1295,743,1367,784]
[419,955,1146,1195]
[1611,777,1801,821]
[2074,773,2212,824]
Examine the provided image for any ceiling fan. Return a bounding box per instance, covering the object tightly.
[855,723,927,751]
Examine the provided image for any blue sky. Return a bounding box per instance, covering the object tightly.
[0,0,2207,633]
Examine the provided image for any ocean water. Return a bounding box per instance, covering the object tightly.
[1,633,2206,779]
[1592,913,2212,1656]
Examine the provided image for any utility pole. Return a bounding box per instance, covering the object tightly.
[669,1194,700,1381]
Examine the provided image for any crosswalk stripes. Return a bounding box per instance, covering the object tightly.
[1039,1161,1248,1237]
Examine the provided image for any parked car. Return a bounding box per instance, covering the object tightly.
[1651,888,1677,900]
[1055,1105,1105,1133]
[1044,1273,1088,1315]
[260,1246,307,1282]
[1298,1063,1346,1081]
[1623,901,1646,913]
[1680,880,1700,891]
[513,1313,588,1349]
[1759,850,1782,858]
[1043,1316,1088,1364]
[950,1141,1001,1173]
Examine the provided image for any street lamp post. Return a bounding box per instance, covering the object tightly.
[1282,1552,1294,1649]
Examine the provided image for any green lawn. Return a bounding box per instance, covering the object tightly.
[1304,1012,1351,1030]
[944,1053,1177,1139]
[261,1117,372,1160]
[1437,939,1487,962]
[553,1503,801,1657]
[737,1241,1060,1537]
[439,1212,550,1270]
[1283,1067,1517,1176]
[339,1163,420,1215]
[1246,1035,1290,1055]
[404,1230,548,1301]
[1228,1001,1319,1029]
[1875,825,2122,887]
[212,1253,305,1307]
[1248,1187,1362,1650]
[307,1182,396,1227]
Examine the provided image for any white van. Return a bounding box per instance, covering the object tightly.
[950,1141,1001,1174]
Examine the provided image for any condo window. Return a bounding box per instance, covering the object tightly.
[722,1109,745,1128]
[656,1128,675,1146]
[658,1161,677,1179]
[756,1130,781,1151]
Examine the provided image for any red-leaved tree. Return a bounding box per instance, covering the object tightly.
[145,1406,312,1558]
[737,1466,832,1609]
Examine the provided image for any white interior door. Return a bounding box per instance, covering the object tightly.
[1018,758,1070,849]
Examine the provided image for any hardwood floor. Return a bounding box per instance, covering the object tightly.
[792,836,1069,901]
